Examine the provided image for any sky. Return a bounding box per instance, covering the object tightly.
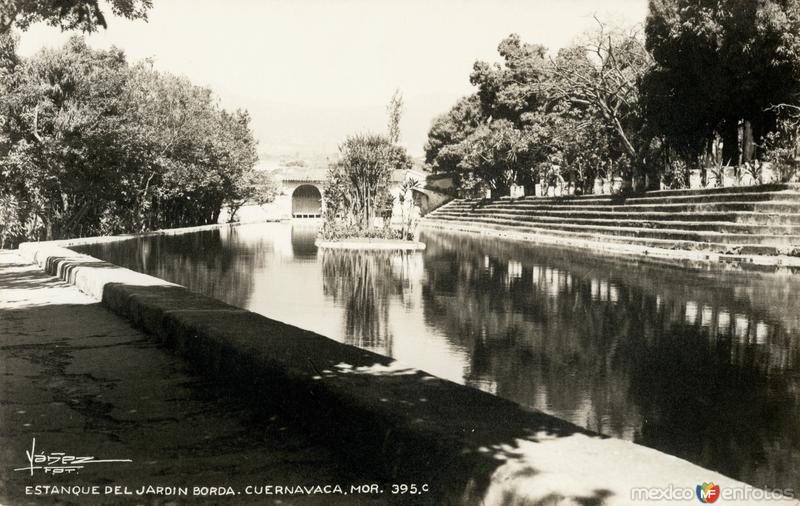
[17,0,648,161]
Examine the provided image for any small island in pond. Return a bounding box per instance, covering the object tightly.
[315,94,426,252]
[315,237,426,251]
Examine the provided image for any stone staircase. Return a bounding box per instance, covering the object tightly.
[421,183,800,256]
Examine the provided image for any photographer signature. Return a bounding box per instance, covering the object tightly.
[13,438,132,475]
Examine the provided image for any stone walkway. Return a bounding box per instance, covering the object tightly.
[0,251,387,505]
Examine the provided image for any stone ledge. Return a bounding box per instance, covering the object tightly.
[17,237,799,505]
[421,219,800,268]
[19,222,245,250]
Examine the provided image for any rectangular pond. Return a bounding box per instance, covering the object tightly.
[74,222,800,492]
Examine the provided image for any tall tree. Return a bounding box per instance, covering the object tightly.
[386,89,403,144]
[466,34,554,194]
[1,37,131,239]
[324,92,413,237]
[643,0,800,166]
[550,22,654,188]
[0,36,259,243]
[325,134,410,231]
[425,29,648,195]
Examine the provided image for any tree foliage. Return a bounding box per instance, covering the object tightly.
[424,94,482,174]
[470,34,551,125]
[551,22,655,187]
[1,0,152,33]
[0,35,259,245]
[386,89,403,144]
[643,0,800,166]
[323,134,410,232]
[322,89,413,239]
[426,3,800,195]
[225,170,278,223]
[461,119,549,194]
[425,27,651,195]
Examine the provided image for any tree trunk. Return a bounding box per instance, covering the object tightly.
[742,120,754,163]
[721,120,740,166]
[644,161,661,191]
[751,114,775,161]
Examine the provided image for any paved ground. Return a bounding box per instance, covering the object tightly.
[0,251,387,505]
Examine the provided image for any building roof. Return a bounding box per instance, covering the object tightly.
[275,166,329,182]
[273,165,429,185]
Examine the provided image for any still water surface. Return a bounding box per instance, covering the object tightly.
[76,222,800,491]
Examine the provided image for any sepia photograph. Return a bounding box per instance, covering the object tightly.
[1,0,800,504]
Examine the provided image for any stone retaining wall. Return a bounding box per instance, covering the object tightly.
[421,217,800,268]
[17,234,799,505]
[423,183,800,265]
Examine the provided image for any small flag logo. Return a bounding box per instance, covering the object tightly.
[696,482,720,503]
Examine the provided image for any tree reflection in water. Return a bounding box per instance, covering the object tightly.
[420,230,800,492]
[321,250,419,357]
[75,226,266,309]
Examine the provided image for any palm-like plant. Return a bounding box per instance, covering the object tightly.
[397,177,421,240]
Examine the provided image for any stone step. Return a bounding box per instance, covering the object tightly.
[472,183,800,205]
[623,190,800,206]
[428,184,800,254]
[640,182,800,198]
[429,209,800,225]
[452,191,800,208]
[425,214,800,246]
[429,210,800,234]
[441,200,800,214]
[422,217,783,255]
[491,195,616,204]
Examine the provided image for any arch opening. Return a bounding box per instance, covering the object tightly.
[292,184,322,218]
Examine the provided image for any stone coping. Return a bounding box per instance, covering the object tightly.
[20,222,246,249]
[456,182,800,202]
[17,233,800,505]
[315,238,426,251]
[421,219,800,268]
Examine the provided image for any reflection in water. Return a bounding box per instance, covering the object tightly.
[75,223,800,492]
[291,224,319,259]
[322,251,394,355]
[319,250,427,358]
[74,226,269,309]
[420,232,800,491]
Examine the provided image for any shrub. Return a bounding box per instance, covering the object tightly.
[0,194,24,249]
[319,220,401,241]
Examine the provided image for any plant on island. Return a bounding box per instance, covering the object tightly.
[320,91,421,243]
[320,133,413,241]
